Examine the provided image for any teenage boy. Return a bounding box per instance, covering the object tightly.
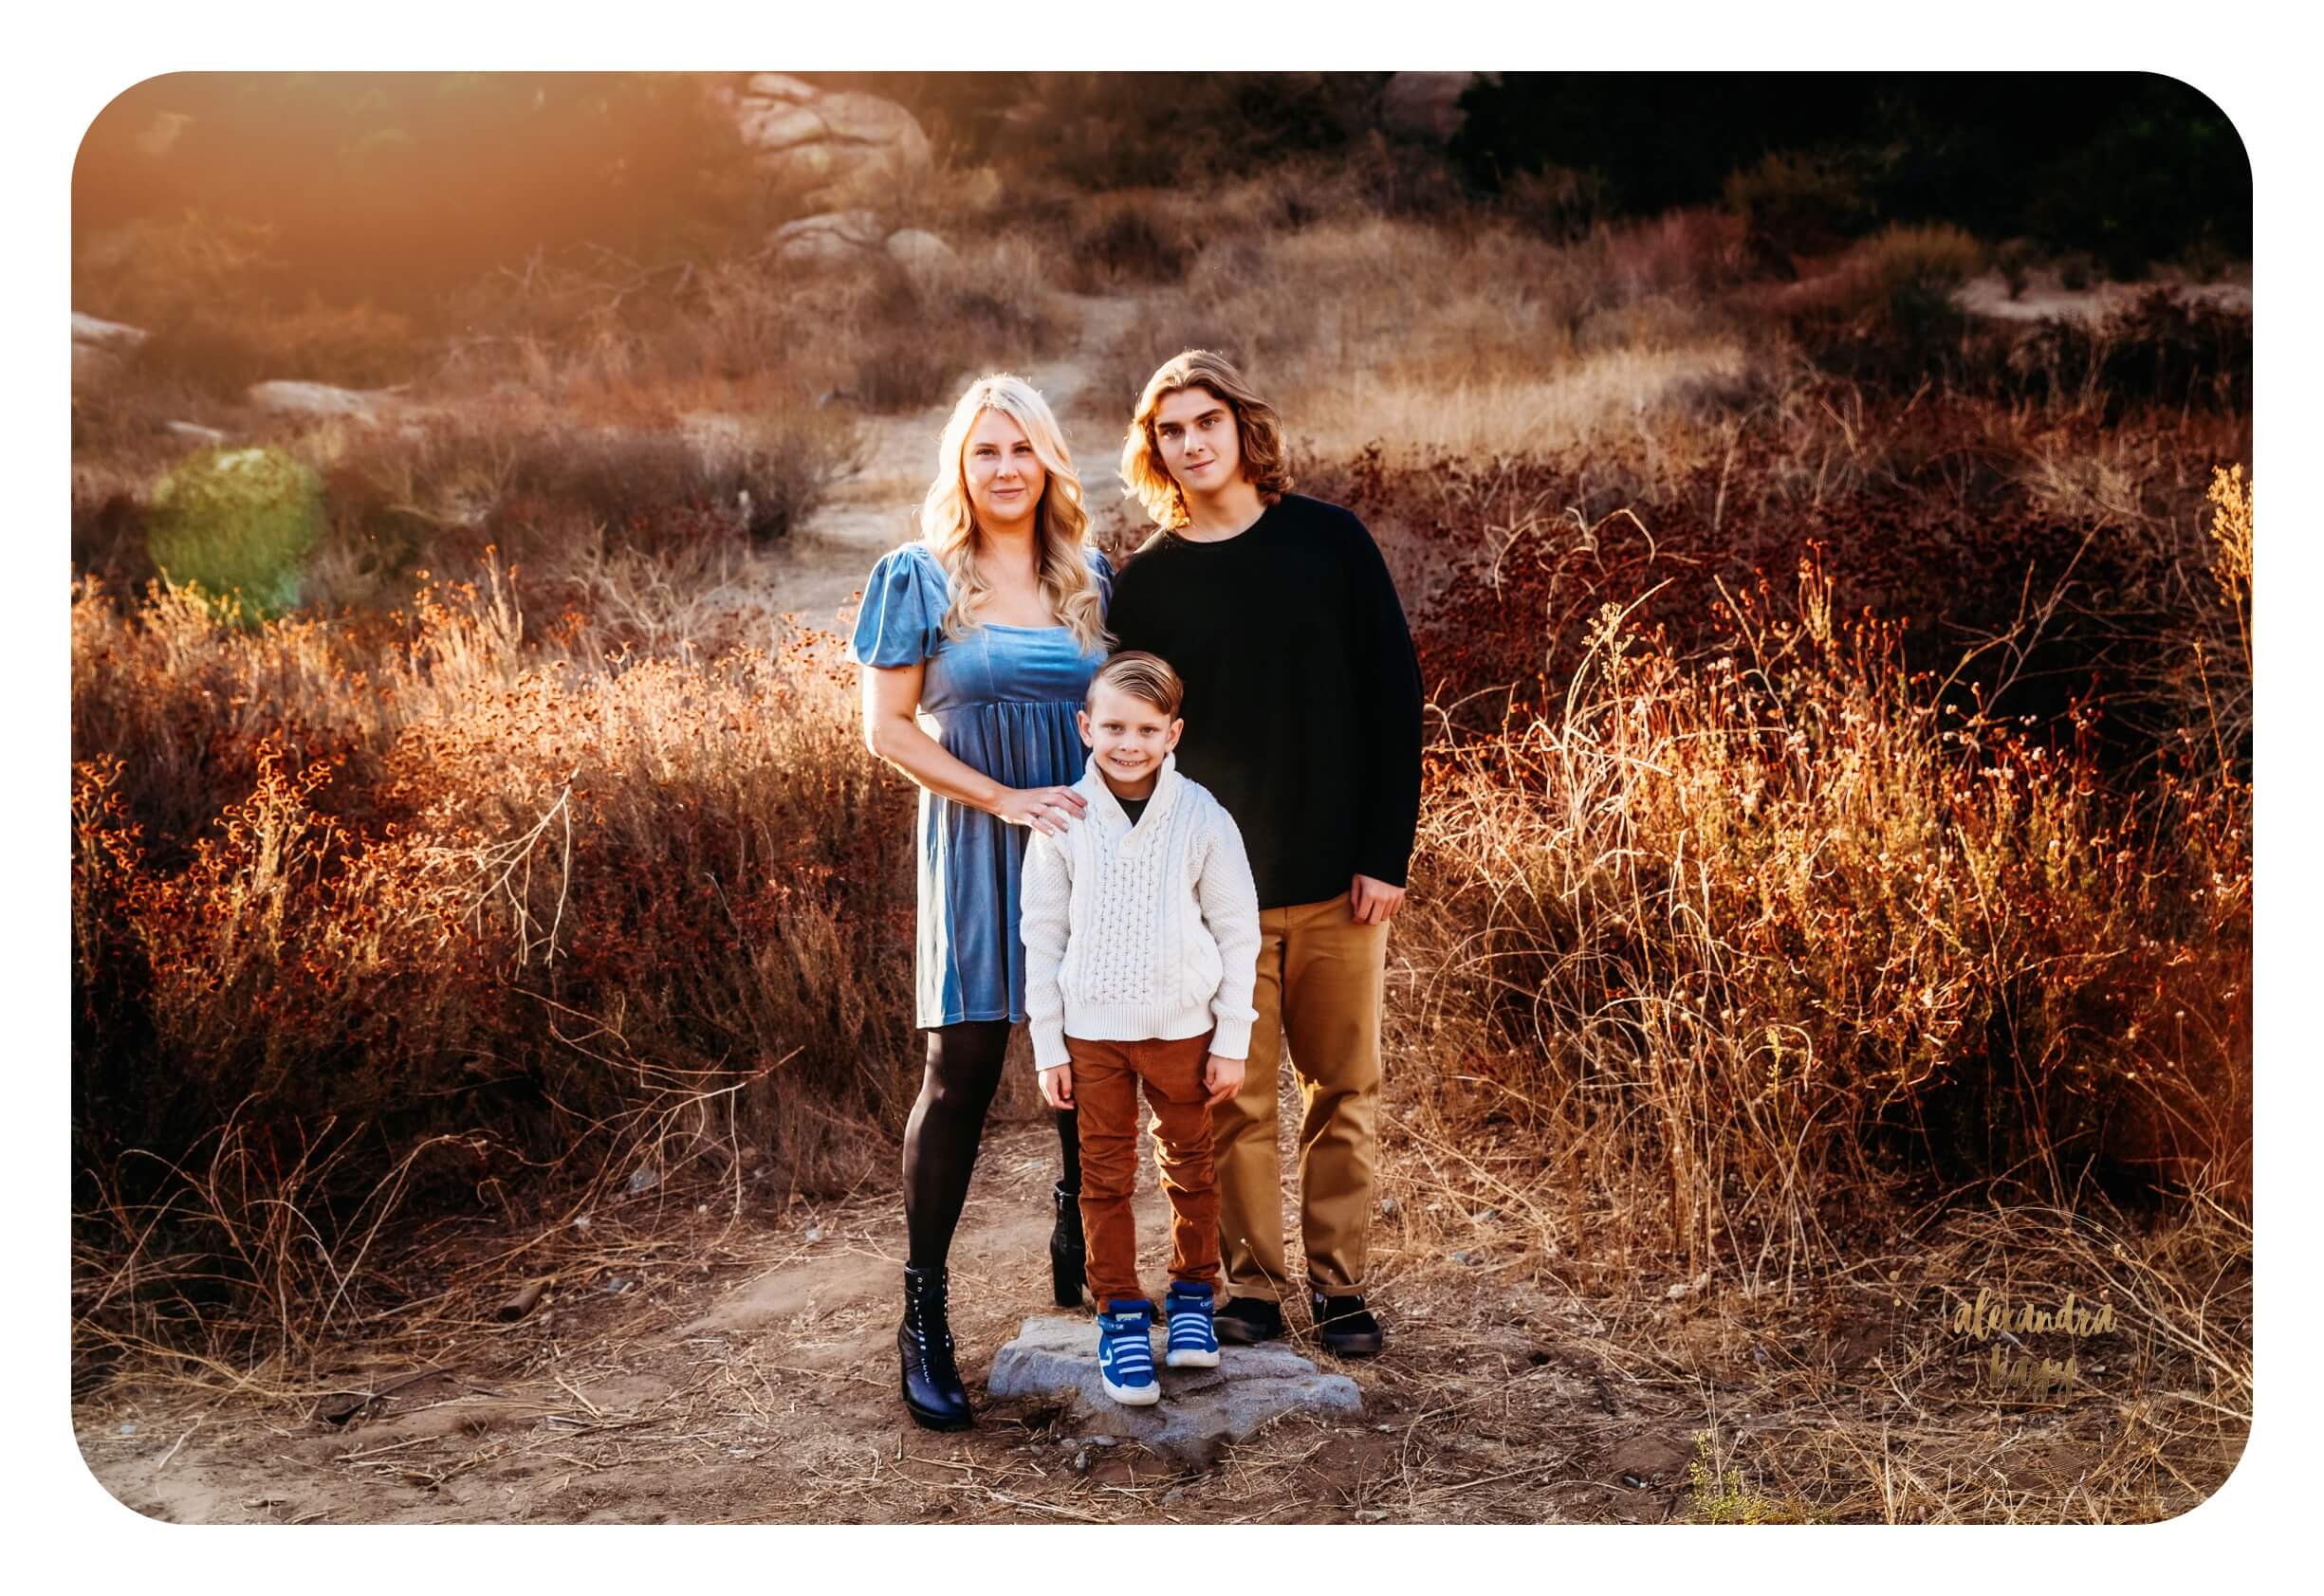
[1020,651,1263,1405]
[1102,350,1424,1357]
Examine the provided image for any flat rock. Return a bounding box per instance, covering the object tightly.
[246,379,398,422]
[73,312,148,348]
[986,1314,1362,1467]
[772,209,889,266]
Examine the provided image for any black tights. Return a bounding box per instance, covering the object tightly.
[902,1018,1081,1271]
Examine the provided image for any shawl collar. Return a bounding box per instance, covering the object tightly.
[1079,750,1184,853]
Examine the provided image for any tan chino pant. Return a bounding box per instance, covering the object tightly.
[1212,894,1388,1301]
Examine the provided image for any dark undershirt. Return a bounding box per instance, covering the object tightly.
[1117,793,1150,827]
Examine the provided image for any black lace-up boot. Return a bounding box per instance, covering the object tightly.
[1049,1180,1086,1308]
[898,1264,971,1431]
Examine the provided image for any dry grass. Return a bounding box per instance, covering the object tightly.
[1291,341,1751,469]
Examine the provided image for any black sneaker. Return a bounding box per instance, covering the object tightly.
[1310,1290,1384,1357]
[1212,1295,1284,1345]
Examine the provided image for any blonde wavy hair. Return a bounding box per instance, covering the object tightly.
[1119,349,1295,543]
[920,373,1109,652]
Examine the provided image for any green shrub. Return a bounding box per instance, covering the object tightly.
[1722,150,1868,258]
[1867,222,1983,297]
[146,445,323,621]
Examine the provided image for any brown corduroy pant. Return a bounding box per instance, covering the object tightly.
[1212,894,1389,1302]
[1068,1032,1222,1308]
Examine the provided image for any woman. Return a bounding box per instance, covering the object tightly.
[848,373,1113,1432]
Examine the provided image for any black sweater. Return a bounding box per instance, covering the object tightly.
[1105,493,1424,910]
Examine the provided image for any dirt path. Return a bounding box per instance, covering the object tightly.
[73,1114,2239,1525]
[751,291,1152,630]
[82,1117,1582,1525]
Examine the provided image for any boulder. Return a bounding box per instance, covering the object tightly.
[884,228,956,279]
[733,74,931,208]
[744,73,820,103]
[1380,71,1480,142]
[986,1314,1363,1467]
[772,210,889,266]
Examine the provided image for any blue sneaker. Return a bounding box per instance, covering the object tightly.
[1164,1280,1220,1368]
[1095,1298,1159,1405]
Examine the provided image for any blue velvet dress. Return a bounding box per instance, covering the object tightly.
[848,541,1113,1028]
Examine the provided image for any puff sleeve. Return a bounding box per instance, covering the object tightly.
[847,544,945,668]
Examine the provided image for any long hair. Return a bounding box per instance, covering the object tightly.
[920,373,1109,652]
[1118,349,1295,544]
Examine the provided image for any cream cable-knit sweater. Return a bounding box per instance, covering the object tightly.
[1020,752,1262,1073]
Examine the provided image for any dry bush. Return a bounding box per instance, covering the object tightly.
[72,578,391,851]
[1863,223,1985,298]
[1066,191,1199,290]
[1999,290,2253,419]
[1312,388,2160,737]
[1589,206,1752,302]
[1737,225,1985,390]
[839,243,1074,412]
[438,229,1071,419]
[127,301,422,397]
[316,403,855,611]
[1389,555,2249,1284]
[72,560,920,1377]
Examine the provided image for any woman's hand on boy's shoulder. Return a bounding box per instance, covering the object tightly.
[997,784,1088,835]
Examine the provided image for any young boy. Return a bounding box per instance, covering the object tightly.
[1019,651,1262,1406]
